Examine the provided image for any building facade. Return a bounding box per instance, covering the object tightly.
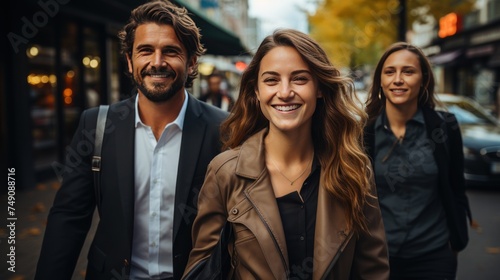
[419,0,500,117]
[2,0,249,190]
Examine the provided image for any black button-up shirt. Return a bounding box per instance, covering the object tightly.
[374,109,449,258]
[276,160,320,279]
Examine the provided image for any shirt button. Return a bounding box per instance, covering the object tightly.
[300,205,304,209]
[231,208,238,215]
[151,241,156,247]
[300,236,305,241]
[151,212,157,217]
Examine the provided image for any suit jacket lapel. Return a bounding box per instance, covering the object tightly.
[113,97,136,241]
[173,95,206,240]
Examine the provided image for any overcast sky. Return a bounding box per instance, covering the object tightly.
[248,0,316,40]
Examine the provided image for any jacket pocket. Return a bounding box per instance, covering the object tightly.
[227,198,255,246]
[233,223,256,245]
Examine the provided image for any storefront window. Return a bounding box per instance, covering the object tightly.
[83,27,102,108]
[61,22,81,146]
[28,25,58,170]
[109,38,121,104]
[474,68,495,112]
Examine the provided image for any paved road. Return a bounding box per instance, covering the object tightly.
[457,187,500,280]
[0,181,498,279]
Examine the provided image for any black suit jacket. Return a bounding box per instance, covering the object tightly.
[364,107,472,252]
[35,94,228,280]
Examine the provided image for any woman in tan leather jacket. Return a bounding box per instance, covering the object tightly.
[183,29,389,280]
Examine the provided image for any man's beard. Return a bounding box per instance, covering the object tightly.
[133,68,185,103]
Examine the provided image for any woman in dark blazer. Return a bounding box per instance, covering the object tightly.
[363,42,472,280]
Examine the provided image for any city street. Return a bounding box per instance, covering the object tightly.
[0,180,499,279]
[457,186,500,280]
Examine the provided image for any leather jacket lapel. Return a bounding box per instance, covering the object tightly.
[234,129,290,279]
[314,180,352,280]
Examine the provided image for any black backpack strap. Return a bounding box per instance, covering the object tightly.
[92,105,109,210]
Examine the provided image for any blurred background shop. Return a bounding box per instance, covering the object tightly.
[414,0,500,117]
[2,0,255,190]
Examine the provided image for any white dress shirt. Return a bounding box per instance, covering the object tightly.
[130,91,188,279]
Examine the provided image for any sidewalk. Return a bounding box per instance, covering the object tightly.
[0,180,98,280]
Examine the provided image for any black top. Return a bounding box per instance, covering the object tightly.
[365,107,471,252]
[373,109,449,258]
[276,160,320,279]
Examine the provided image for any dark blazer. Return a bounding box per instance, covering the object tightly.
[364,107,472,252]
[35,94,228,280]
[198,91,234,111]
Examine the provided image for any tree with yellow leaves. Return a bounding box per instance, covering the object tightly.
[309,0,475,68]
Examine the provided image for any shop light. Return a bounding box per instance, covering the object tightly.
[199,62,215,76]
[49,75,57,84]
[89,58,99,68]
[82,56,91,66]
[26,45,40,58]
[235,61,247,72]
[63,88,73,97]
[64,96,73,105]
[31,75,41,85]
[41,75,49,83]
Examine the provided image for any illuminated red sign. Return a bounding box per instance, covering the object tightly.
[439,13,462,38]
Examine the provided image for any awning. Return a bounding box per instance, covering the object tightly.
[429,50,463,65]
[58,0,249,57]
[173,0,249,56]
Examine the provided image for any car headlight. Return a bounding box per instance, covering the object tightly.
[463,147,479,160]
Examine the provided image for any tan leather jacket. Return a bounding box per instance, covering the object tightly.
[184,129,389,280]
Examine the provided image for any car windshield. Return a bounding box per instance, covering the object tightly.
[443,101,495,125]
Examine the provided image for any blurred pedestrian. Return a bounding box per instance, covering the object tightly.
[183,29,389,280]
[199,72,234,111]
[364,42,473,280]
[35,1,228,279]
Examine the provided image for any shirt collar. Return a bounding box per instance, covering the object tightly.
[375,107,425,131]
[134,90,189,130]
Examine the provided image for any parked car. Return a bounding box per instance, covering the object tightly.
[437,93,500,188]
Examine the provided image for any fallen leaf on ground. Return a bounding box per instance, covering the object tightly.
[27,227,42,236]
[471,219,482,233]
[52,182,61,190]
[486,247,500,254]
[32,202,46,213]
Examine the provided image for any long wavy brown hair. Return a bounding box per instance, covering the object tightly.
[365,42,439,125]
[221,29,373,233]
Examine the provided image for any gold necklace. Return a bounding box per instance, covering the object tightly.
[269,155,314,185]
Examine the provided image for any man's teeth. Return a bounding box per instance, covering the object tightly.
[274,105,299,112]
[151,74,167,78]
